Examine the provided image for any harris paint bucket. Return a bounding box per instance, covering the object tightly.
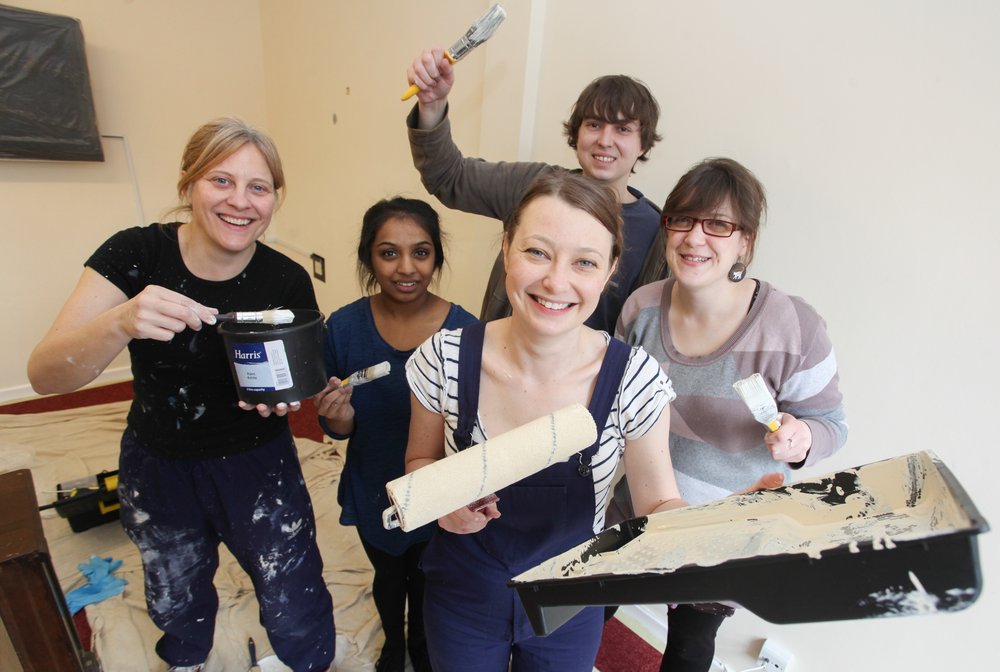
[218,309,327,405]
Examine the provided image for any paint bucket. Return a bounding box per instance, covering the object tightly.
[218,309,327,405]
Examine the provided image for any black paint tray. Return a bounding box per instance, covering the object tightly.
[510,451,988,636]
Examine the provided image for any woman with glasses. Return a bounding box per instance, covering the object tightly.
[616,157,848,672]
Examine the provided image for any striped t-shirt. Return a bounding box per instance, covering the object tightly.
[405,327,676,533]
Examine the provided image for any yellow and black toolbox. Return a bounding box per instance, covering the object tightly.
[50,470,121,532]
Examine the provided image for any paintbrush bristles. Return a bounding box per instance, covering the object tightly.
[447,3,506,61]
[341,361,392,387]
[216,309,295,325]
[400,4,506,101]
[733,373,782,432]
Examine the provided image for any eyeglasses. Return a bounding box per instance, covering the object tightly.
[662,214,741,238]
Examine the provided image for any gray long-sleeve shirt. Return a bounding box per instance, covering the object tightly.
[407,105,668,333]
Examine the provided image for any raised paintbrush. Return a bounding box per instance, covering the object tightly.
[401,3,507,101]
[340,361,391,387]
[733,373,781,432]
[215,309,295,325]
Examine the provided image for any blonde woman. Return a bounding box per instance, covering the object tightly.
[28,119,335,671]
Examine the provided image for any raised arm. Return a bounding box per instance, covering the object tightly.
[27,268,215,394]
[407,47,454,130]
[405,49,549,224]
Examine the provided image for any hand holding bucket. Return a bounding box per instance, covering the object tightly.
[218,309,327,406]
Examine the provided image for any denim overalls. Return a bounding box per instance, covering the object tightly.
[421,322,630,671]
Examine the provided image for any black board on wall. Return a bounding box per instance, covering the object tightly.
[0,4,103,162]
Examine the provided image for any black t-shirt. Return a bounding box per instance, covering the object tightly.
[86,223,319,458]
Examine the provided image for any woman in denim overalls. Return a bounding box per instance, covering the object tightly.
[404,172,687,671]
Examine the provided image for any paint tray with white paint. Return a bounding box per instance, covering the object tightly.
[510,451,988,636]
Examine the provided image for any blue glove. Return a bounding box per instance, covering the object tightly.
[65,555,127,615]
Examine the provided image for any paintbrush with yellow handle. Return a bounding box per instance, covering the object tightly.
[733,373,781,432]
[400,3,507,101]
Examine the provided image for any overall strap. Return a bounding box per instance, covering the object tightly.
[453,325,631,457]
[453,321,486,451]
[580,337,632,467]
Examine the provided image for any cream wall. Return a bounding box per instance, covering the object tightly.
[255,0,528,319]
[2,1,997,670]
[259,2,998,670]
[1,0,270,396]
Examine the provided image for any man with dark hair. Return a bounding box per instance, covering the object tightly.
[406,48,667,333]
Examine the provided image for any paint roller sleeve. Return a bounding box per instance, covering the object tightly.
[383,404,597,532]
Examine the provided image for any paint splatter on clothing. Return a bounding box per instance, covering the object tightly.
[86,223,318,459]
[119,429,334,670]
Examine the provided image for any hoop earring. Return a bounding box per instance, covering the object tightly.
[728,258,747,283]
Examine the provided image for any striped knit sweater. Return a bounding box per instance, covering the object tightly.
[616,278,848,505]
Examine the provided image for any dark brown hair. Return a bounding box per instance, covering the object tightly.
[663,158,767,264]
[563,75,662,167]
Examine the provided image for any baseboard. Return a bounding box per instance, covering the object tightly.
[0,366,133,405]
[618,603,668,648]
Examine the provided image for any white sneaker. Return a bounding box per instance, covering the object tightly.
[168,666,205,672]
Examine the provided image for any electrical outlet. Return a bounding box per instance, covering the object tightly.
[310,253,326,282]
[757,638,793,672]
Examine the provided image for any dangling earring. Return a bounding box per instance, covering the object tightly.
[728,257,747,283]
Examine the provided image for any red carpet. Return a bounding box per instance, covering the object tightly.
[1,380,325,442]
[0,380,134,413]
[595,616,663,671]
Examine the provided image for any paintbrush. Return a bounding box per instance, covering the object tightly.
[401,3,507,101]
[733,373,781,432]
[215,309,295,325]
[340,361,391,387]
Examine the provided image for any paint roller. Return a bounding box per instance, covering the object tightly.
[382,403,597,532]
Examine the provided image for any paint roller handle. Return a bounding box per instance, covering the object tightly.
[381,494,499,530]
[383,506,401,530]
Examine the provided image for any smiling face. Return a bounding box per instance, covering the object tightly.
[665,197,749,290]
[185,143,276,259]
[574,117,645,198]
[503,195,616,336]
[371,216,438,305]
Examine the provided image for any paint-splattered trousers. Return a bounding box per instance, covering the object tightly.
[118,428,335,671]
